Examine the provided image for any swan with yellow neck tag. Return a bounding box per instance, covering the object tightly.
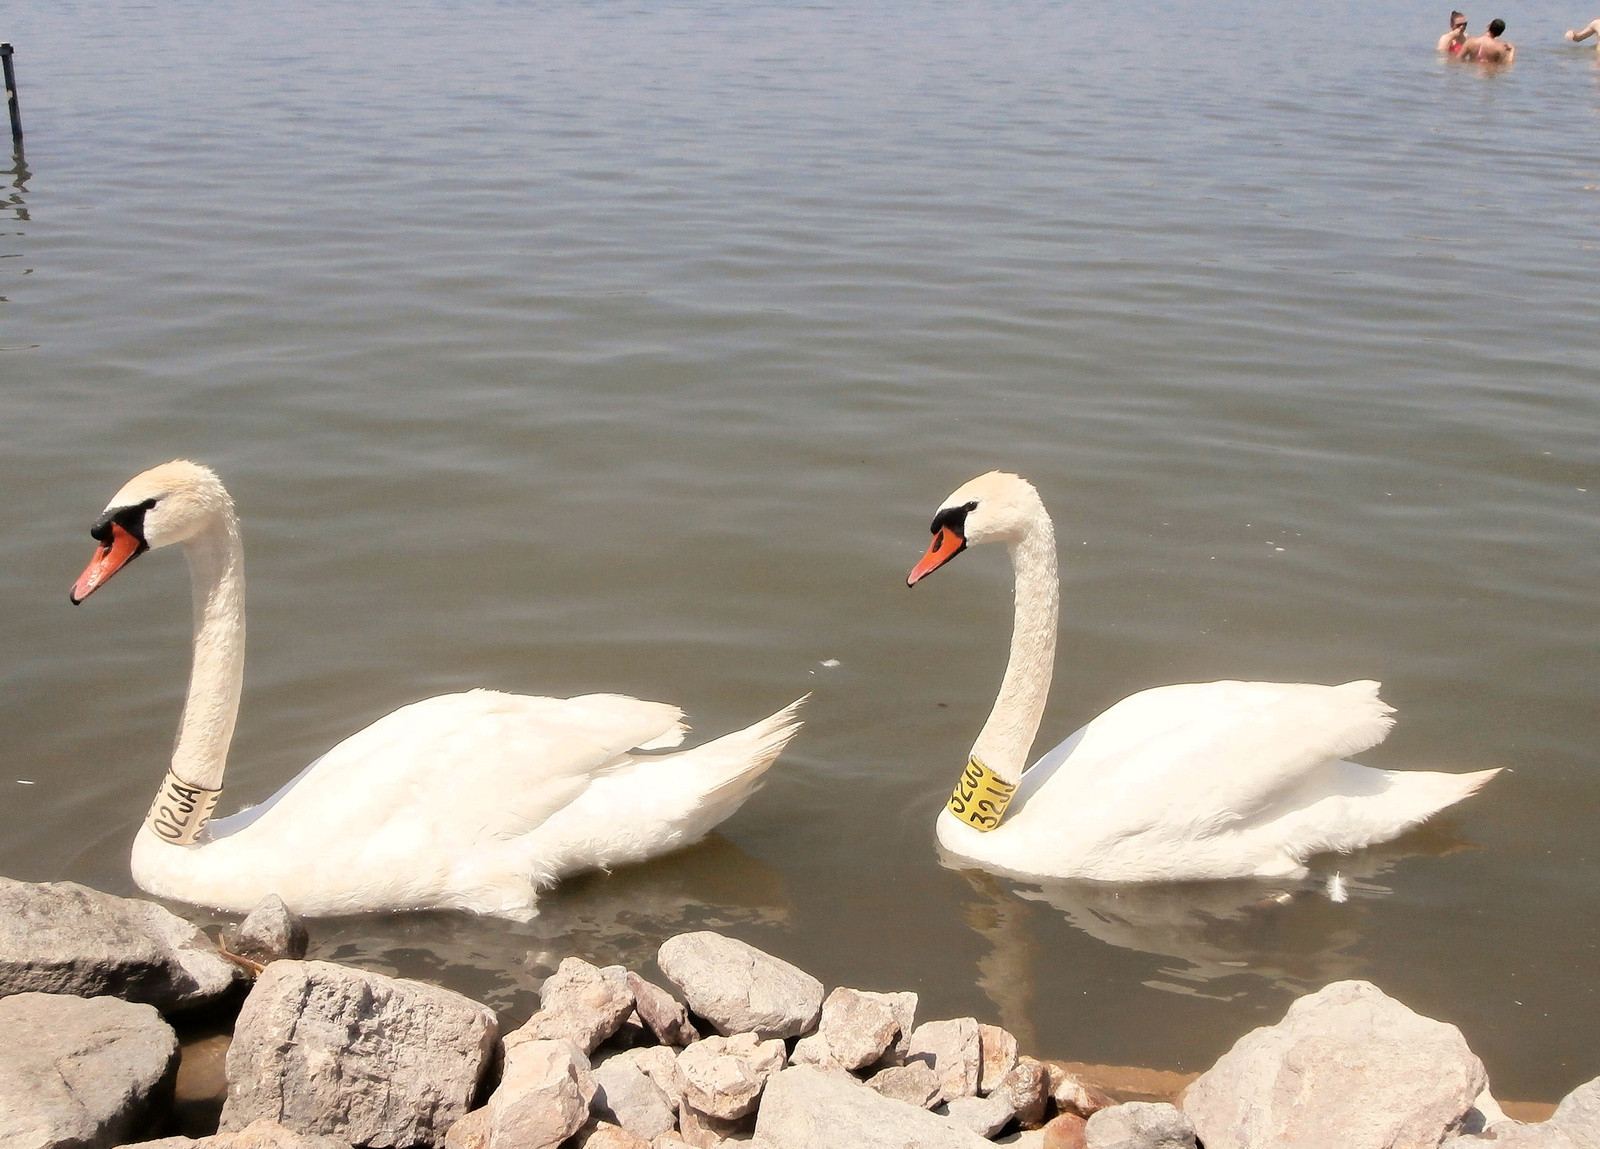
[907,471,1498,883]
[71,460,804,920]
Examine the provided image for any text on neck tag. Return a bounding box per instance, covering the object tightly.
[948,756,1017,832]
[146,770,222,846]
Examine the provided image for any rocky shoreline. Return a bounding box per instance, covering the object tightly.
[1,875,1595,1149]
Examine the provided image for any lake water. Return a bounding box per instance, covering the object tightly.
[3,0,1598,1103]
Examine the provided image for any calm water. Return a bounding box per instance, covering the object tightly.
[3,0,1599,1102]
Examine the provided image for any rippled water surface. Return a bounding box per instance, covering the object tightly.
[3,0,1599,1101]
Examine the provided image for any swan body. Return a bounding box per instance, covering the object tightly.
[908,472,1497,884]
[73,461,803,920]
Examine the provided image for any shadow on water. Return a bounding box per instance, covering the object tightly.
[180,833,791,1028]
[0,147,30,322]
[950,822,1480,1050]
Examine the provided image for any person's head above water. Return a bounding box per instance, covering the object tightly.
[1450,11,1467,29]
[1488,18,1506,36]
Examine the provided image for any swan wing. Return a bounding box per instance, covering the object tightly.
[1018,679,1395,842]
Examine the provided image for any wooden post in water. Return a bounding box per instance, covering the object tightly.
[1,45,21,150]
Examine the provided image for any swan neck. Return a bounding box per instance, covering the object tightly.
[168,510,245,794]
[970,513,1057,783]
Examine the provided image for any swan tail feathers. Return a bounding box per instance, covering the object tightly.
[1326,680,1397,760]
[674,695,807,812]
[1277,762,1500,860]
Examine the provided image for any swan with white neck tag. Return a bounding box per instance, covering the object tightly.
[907,471,1498,883]
[71,461,804,920]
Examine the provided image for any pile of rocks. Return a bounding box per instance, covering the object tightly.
[4,874,1600,1149]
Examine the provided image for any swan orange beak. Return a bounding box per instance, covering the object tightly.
[907,526,967,586]
[71,523,145,604]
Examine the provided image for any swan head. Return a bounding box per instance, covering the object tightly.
[908,471,1044,586]
[71,461,234,603]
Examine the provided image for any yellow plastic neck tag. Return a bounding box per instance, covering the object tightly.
[947,757,1017,832]
[146,771,222,846]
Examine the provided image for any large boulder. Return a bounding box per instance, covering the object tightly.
[0,991,180,1149]
[1182,980,1487,1149]
[510,958,635,1056]
[656,933,822,1040]
[977,1025,1018,1095]
[1554,1077,1600,1147]
[0,878,243,1012]
[755,1066,995,1149]
[220,960,497,1147]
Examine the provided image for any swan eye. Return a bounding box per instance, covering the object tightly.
[929,501,976,537]
[91,497,158,544]
[965,500,978,512]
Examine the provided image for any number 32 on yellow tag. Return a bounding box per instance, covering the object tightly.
[947,757,1017,831]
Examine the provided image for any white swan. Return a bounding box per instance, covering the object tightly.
[906,471,1498,883]
[70,461,804,920]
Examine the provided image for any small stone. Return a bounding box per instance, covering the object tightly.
[978,1025,1019,1095]
[677,1104,753,1148]
[863,992,919,1070]
[0,992,179,1149]
[656,933,823,1040]
[442,1109,490,1149]
[511,958,636,1056]
[674,1032,786,1121]
[483,1038,597,1149]
[788,1032,846,1072]
[628,973,700,1047]
[996,1057,1051,1129]
[866,1062,943,1109]
[1041,1112,1089,1149]
[1085,1103,1196,1149]
[1043,1065,1114,1118]
[755,1066,994,1148]
[230,895,308,965]
[944,1092,1017,1138]
[134,1120,356,1149]
[574,1120,655,1149]
[0,877,243,1012]
[593,1051,678,1140]
[1181,980,1487,1149]
[221,960,497,1147]
[907,1018,983,1104]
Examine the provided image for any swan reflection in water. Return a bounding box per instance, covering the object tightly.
[947,822,1473,1050]
[188,834,791,1025]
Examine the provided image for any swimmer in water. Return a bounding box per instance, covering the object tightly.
[1439,11,1470,52]
[1565,17,1600,46]
[1461,18,1515,63]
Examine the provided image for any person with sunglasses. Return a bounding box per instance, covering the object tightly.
[1439,10,1470,52]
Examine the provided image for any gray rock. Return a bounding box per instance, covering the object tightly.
[943,1093,1017,1138]
[1554,1077,1600,1148]
[864,992,919,1070]
[1182,980,1487,1149]
[131,1118,353,1149]
[0,877,243,1012]
[994,1058,1050,1129]
[1086,1103,1196,1149]
[482,1038,597,1149]
[867,1062,944,1110]
[627,973,700,1048]
[231,896,308,965]
[755,1066,995,1148]
[512,957,636,1056]
[0,991,180,1149]
[221,960,498,1147]
[606,1046,684,1115]
[574,1122,654,1149]
[656,933,822,1040]
[676,1103,752,1148]
[674,1032,787,1121]
[808,988,905,1071]
[593,1051,678,1140]
[907,1018,983,1105]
